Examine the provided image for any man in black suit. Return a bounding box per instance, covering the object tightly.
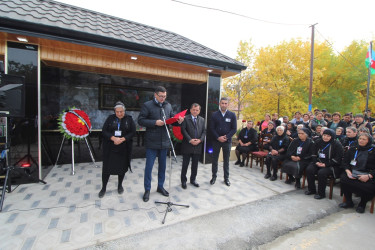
[180,103,206,189]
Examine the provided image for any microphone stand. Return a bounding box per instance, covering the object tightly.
[154,106,189,224]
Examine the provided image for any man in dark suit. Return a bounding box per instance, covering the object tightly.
[180,103,206,189]
[210,97,237,186]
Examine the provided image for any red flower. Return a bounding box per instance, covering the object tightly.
[172,126,183,142]
[242,119,246,123]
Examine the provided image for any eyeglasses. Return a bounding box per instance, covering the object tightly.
[157,94,167,99]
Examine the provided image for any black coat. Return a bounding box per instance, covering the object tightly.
[181,115,206,155]
[238,127,258,145]
[138,99,176,149]
[342,144,375,177]
[265,134,290,155]
[102,114,136,175]
[327,120,347,131]
[286,138,314,163]
[312,138,344,178]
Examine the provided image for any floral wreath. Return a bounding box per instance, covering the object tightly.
[171,126,183,143]
[58,107,92,141]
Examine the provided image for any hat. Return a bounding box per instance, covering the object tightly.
[322,128,336,140]
[300,127,311,137]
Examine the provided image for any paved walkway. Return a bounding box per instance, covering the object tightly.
[0,156,298,249]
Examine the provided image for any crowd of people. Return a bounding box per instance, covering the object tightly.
[98,88,375,214]
[235,109,375,213]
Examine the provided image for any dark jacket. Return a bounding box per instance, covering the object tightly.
[210,110,237,142]
[352,121,373,135]
[286,138,314,162]
[327,120,348,131]
[340,136,358,150]
[181,115,206,155]
[265,133,290,155]
[102,114,136,173]
[312,138,344,178]
[138,99,175,149]
[341,143,375,178]
[238,127,258,145]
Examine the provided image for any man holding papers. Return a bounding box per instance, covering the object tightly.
[138,86,184,202]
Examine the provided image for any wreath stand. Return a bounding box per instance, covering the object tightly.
[54,136,99,175]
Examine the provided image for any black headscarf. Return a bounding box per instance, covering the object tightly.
[357,133,374,151]
[300,127,311,137]
[322,128,336,143]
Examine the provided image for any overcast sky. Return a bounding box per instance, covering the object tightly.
[57,0,374,58]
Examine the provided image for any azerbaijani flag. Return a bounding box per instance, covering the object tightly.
[365,46,375,75]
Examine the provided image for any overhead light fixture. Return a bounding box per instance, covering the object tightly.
[130,56,138,60]
[16,37,28,42]
[207,69,213,72]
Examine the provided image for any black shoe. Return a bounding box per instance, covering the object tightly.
[181,182,187,189]
[356,206,365,213]
[264,173,271,179]
[224,179,231,186]
[143,190,150,202]
[305,190,316,195]
[285,179,293,184]
[190,181,200,187]
[98,189,106,198]
[339,201,354,208]
[295,179,301,189]
[210,177,216,185]
[234,160,241,165]
[240,162,244,167]
[270,176,277,181]
[314,194,325,200]
[157,187,169,197]
[118,186,124,194]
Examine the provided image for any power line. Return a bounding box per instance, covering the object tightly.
[315,28,365,74]
[171,0,312,26]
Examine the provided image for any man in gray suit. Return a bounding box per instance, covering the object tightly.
[180,103,206,189]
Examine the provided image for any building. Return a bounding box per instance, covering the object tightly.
[0,0,246,181]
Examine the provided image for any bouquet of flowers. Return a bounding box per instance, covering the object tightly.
[171,126,183,143]
[58,108,92,141]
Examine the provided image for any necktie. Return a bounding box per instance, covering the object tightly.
[193,117,197,138]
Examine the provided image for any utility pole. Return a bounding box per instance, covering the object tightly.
[309,23,318,112]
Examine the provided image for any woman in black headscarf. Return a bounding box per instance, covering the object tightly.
[339,133,375,213]
[99,101,136,198]
[282,127,314,188]
[305,129,344,199]
[264,126,290,181]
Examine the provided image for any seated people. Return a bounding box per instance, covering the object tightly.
[261,122,276,145]
[291,111,303,124]
[341,127,358,151]
[352,114,373,135]
[259,113,272,132]
[305,129,344,199]
[339,133,375,213]
[285,122,297,140]
[335,127,345,142]
[327,112,347,132]
[311,124,323,142]
[282,128,314,188]
[309,112,327,131]
[264,126,290,181]
[272,113,281,127]
[358,126,370,136]
[324,113,332,123]
[235,120,258,167]
[300,113,311,128]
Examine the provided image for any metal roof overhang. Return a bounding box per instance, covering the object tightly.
[0,18,246,76]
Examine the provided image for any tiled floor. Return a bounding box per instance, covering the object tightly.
[0,157,296,250]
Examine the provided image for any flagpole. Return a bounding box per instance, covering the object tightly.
[365,41,373,112]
